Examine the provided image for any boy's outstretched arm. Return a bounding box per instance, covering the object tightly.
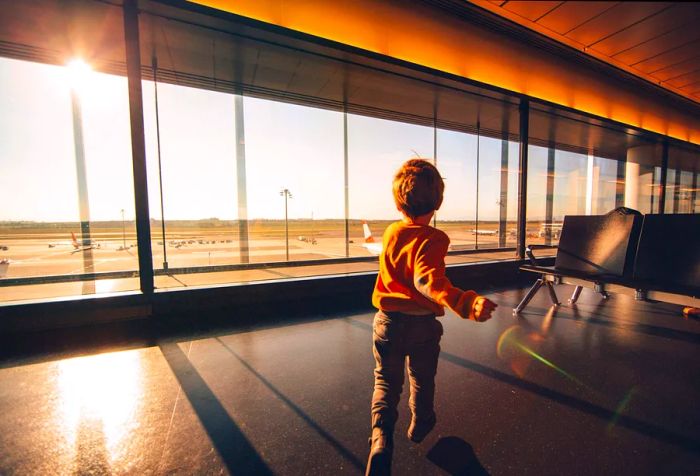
[414,235,496,321]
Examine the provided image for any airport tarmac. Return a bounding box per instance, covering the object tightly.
[0,225,548,304]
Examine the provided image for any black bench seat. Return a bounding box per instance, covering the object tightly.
[514,212,700,314]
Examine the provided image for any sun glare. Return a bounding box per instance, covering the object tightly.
[56,350,143,464]
[66,58,92,92]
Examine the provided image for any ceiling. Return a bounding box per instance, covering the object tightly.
[469,1,700,105]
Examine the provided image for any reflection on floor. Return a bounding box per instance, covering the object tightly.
[0,286,698,475]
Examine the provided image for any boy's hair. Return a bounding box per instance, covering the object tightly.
[393,159,444,219]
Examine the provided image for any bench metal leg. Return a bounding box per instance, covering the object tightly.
[513,279,544,315]
[568,285,583,304]
[545,281,560,306]
[594,282,610,300]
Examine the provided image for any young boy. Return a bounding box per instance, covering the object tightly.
[366,159,497,476]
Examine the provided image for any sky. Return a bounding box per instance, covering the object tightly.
[1,56,635,224]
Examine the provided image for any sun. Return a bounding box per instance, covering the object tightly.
[65,58,93,94]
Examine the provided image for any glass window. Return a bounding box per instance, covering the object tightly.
[347,114,433,257]
[244,97,344,263]
[0,56,137,303]
[436,129,478,251]
[475,136,519,250]
[528,108,663,245]
[666,145,699,214]
[143,80,239,276]
[437,131,519,251]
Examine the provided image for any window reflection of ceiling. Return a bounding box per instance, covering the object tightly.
[189,0,700,145]
[3,0,700,149]
[469,1,700,105]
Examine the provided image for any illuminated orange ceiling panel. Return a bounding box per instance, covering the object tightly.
[190,0,700,145]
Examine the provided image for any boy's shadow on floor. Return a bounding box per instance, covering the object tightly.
[427,437,489,476]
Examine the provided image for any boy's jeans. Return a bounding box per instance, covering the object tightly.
[371,310,443,432]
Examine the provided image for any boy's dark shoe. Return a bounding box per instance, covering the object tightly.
[407,412,436,443]
[366,428,393,476]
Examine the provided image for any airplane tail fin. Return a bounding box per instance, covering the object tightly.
[71,232,79,249]
[363,221,374,243]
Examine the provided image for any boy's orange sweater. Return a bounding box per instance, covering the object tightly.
[372,221,479,319]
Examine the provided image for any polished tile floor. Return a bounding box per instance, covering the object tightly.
[1,286,699,475]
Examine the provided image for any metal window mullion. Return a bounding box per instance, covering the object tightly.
[516,99,529,260]
[673,163,682,214]
[344,106,349,258]
[475,122,480,249]
[433,116,438,228]
[123,0,154,294]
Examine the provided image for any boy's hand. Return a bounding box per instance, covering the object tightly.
[471,296,497,322]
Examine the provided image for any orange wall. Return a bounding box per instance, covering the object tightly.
[191,0,700,145]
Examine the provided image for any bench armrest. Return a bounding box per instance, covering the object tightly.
[525,244,538,266]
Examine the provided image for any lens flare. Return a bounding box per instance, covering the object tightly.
[497,325,533,377]
[497,324,589,388]
[496,325,520,360]
[607,387,637,432]
[512,341,586,388]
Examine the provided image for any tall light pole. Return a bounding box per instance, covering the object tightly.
[121,208,126,249]
[280,188,292,260]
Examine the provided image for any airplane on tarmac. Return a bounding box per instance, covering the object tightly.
[470,228,498,236]
[70,232,101,252]
[362,222,383,256]
[48,232,102,252]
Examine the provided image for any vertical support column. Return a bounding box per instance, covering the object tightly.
[499,121,509,248]
[659,140,668,214]
[545,147,555,246]
[235,94,249,263]
[516,99,529,260]
[123,0,154,294]
[591,163,600,214]
[585,154,594,215]
[624,160,640,210]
